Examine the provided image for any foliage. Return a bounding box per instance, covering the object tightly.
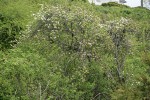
[27,4,111,99]
[101,2,129,8]
[0,13,23,50]
[137,75,150,99]
[141,51,150,66]
[0,0,150,99]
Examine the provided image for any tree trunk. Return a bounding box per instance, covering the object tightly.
[141,0,143,7]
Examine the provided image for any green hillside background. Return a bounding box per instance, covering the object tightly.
[0,0,150,99]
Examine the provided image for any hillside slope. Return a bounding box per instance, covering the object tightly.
[0,0,150,99]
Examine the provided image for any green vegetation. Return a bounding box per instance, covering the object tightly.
[0,0,150,99]
[101,2,129,8]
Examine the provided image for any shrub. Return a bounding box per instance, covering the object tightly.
[29,4,112,60]
[141,51,150,66]
[101,2,129,8]
[0,13,23,50]
[0,4,111,99]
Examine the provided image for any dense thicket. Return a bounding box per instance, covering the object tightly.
[0,0,150,99]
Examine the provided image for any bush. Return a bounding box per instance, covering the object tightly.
[0,4,111,99]
[1,0,150,99]
[101,2,129,8]
[0,13,23,50]
[29,4,111,59]
[141,52,150,66]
